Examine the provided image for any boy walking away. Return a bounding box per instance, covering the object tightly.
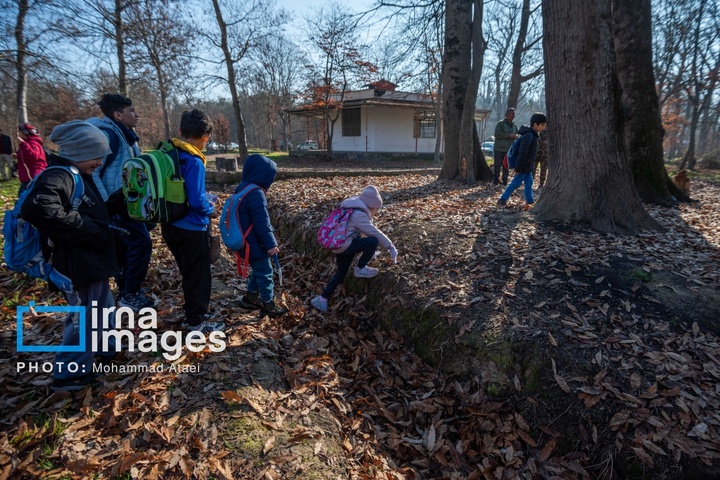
[0,128,14,180]
[497,113,547,210]
[87,94,154,312]
[235,154,288,318]
[310,186,398,312]
[20,120,119,391]
[161,109,225,333]
[16,123,48,194]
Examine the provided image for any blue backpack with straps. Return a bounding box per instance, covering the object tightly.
[3,166,85,294]
[219,184,260,277]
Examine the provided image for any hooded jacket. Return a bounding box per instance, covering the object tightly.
[86,116,141,201]
[513,125,539,174]
[333,196,392,254]
[17,134,47,182]
[234,154,278,261]
[20,154,118,288]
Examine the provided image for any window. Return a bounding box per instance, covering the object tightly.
[342,108,361,137]
[414,112,436,138]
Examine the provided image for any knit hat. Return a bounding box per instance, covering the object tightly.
[49,120,112,163]
[19,123,39,136]
[359,185,383,209]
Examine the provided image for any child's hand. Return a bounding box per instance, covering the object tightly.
[268,247,279,256]
[389,245,398,264]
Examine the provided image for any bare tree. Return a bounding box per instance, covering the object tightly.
[613,0,690,204]
[202,0,287,160]
[125,0,194,139]
[535,0,660,234]
[506,0,543,110]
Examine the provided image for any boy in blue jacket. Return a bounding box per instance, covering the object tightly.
[235,154,288,318]
[161,109,225,333]
[497,113,547,209]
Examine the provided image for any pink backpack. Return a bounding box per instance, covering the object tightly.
[317,207,356,249]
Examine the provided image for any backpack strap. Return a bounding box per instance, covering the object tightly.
[33,165,84,210]
[158,140,185,179]
[91,123,121,179]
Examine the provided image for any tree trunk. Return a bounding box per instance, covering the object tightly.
[679,105,701,171]
[535,0,661,234]
[472,125,493,181]
[438,0,471,180]
[211,0,248,160]
[114,0,128,96]
[612,0,682,205]
[506,0,531,109]
[460,0,486,184]
[15,0,29,123]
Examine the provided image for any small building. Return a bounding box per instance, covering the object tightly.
[286,81,490,157]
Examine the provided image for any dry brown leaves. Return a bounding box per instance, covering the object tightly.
[1,174,719,479]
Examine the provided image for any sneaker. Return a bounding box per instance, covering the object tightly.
[354,266,379,278]
[52,373,96,392]
[261,300,289,318]
[310,295,328,312]
[118,291,155,312]
[184,320,226,333]
[497,198,507,207]
[238,291,262,310]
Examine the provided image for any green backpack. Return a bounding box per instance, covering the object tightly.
[121,141,189,223]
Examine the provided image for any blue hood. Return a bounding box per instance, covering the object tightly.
[242,154,277,190]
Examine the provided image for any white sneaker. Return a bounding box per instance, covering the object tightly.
[354,266,379,278]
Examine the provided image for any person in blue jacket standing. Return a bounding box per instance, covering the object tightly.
[161,109,225,333]
[235,154,289,318]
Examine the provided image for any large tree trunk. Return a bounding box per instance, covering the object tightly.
[438,0,471,180]
[535,0,660,234]
[460,0,487,184]
[15,0,29,123]
[612,0,684,205]
[211,0,248,160]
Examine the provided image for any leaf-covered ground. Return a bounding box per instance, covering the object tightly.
[1,172,719,479]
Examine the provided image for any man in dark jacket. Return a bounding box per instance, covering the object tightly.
[21,120,119,391]
[497,113,547,209]
[235,154,288,318]
[0,128,14,180]
[493,108,520,185]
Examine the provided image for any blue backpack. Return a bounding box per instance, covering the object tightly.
[504,132,531,169]
[3,166,85,294]
[219,184,260,277]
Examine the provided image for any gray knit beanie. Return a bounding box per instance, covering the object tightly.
[49,120,112,163]
[359,185,383,209]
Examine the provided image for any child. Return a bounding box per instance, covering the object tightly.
[497,113,547,209]
[161,109,225,333]
[20,120,119,391]
[311,185,398,312]
[235,154,289,317]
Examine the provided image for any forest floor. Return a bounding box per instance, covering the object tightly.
[1,166,719,479]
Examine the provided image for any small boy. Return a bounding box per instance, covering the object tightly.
[20,120,119,390]
[161,109,225,333]
[311,185,398,312]
[235,154,289,317]
[497,113,547,209]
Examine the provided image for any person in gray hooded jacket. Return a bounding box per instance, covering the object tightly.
[310,185,398,312]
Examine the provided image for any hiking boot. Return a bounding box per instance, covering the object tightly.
[261,300,288,318]
[354,266,379,279]
[238,291,262,310]
[310,295,328,312]
[52,373,96,392]
[118,291,155,312]
[497,198,507,207]
[183,320,226,334]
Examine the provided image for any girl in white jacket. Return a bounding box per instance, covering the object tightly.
[311,185,397,312]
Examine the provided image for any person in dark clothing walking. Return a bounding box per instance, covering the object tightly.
[497,113,547,209]
[20,120,119,391]
[0,128,15,180]
[493,108,520,186]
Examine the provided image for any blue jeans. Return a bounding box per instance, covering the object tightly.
[500,172,534,204]
[248,257,274,303]
[114,213,154,294]
[54,280,117,380]
[322,237,378,298]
